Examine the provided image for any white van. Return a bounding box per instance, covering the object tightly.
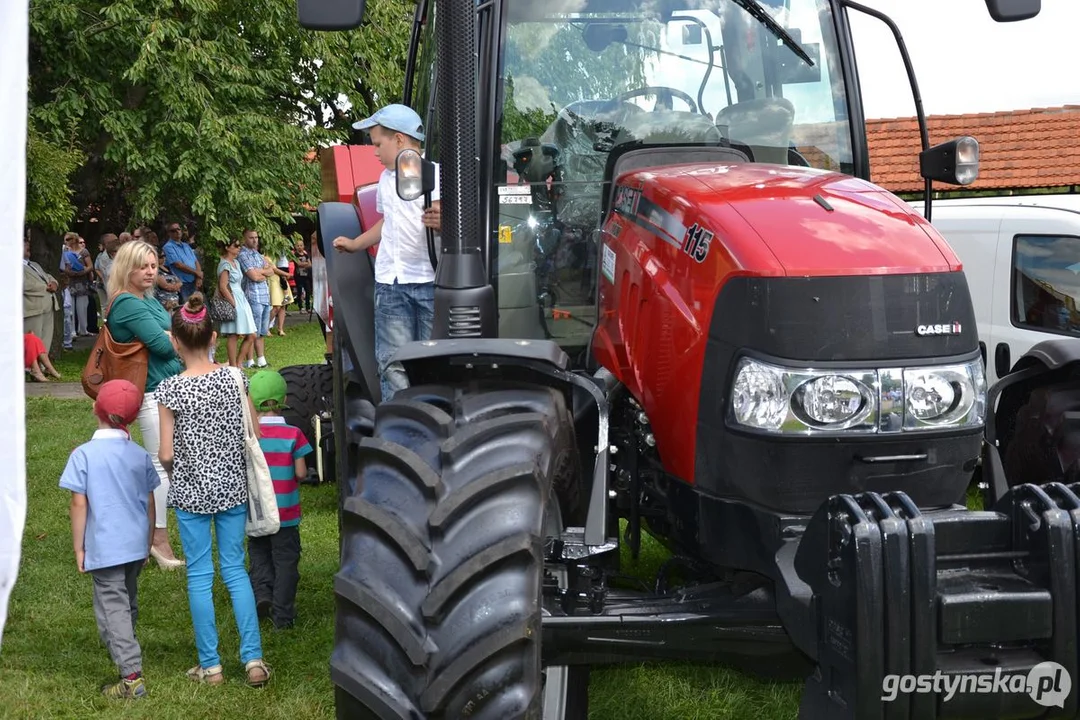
[913,194,1080,386]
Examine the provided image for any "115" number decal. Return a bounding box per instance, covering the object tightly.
[681,223,713,263]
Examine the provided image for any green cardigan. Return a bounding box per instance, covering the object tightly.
[106,293,183,393]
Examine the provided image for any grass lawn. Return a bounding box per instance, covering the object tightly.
[7,318,804,719]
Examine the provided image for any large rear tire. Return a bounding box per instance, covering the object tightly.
[331,382,588,719]
[280,363,334,450]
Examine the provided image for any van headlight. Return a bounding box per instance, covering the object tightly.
[729,356,985,435]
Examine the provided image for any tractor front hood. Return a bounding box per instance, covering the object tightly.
[654,163,958,277]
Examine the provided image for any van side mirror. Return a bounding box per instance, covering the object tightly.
[297,0,366,30]
[920,136,980,186]
[984,0,1040,22]
[396,148,435,202]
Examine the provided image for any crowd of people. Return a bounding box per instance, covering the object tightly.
[50,101,438,700]
[22,222,324,380]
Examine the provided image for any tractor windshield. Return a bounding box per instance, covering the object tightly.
[492,0,852,355]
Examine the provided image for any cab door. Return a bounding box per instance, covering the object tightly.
[989,207,1080,383]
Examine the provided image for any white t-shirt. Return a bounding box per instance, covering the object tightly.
[374,163,441,285]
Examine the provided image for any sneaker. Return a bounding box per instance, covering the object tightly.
[101,676,147,699]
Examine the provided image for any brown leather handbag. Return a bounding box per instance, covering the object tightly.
[81,295,150,402]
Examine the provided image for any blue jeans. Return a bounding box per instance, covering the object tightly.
[375,281,434,402]
[63,303,74,348]
[249,300,271,337]
[180,281,198,303]
[175,504,263,669]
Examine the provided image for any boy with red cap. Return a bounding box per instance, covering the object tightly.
[59,379,160,699]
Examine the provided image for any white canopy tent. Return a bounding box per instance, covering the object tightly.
[0,0,29,649]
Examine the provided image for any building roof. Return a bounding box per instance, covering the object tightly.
[865,105,1080,193]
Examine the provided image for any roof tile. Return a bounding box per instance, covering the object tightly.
[793,106,1080,193]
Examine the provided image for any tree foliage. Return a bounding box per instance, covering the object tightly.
[502,18,658,140]
[24,123,84,234]
[27,0,413,251]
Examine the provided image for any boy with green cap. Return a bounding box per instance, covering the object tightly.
[247,369,313,629]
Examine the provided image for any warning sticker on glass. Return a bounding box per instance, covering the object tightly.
[602,243,616,283]
[499,225,513,244]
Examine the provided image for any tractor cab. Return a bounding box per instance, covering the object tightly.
[404,0,854,361]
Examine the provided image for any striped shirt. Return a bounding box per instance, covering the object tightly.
[257,416,313,527]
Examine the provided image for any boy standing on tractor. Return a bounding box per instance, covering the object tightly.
[59,379,158,699]
[247,369,312,630]
[332,103,441,401]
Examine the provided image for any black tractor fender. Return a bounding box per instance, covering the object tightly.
[393,337,616,546]
[1013,337,1080,372]
[316,201,381,405]
[982,337,1080,507]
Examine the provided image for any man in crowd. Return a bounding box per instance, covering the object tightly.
[22,234,60,349]
[162,222,202,301]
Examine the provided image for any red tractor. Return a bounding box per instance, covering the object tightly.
[295,1,1080,718]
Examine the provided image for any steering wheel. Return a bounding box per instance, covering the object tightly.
[550,99,639,150]
[615,86,698,114]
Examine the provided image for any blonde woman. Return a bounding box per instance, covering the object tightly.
[104,240,185,568]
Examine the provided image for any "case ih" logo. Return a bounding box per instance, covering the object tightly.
[915,322,962,336]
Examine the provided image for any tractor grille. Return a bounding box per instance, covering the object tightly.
[711,272,978,362]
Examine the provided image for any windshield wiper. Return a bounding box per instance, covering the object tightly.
[733,0,814,67]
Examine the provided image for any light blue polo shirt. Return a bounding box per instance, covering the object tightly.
[59,429,161,572]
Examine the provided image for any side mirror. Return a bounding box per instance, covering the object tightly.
[984,0,1041,22]
[297,0,366,30]
[920,136,980,186]
[396,148,436,202]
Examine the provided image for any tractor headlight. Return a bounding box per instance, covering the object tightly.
[902,361,985,430]
[731,361,787,430]
[728,356,985,435]
[792,375,874,429]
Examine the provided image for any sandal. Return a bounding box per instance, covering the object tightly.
[245,659,271,688]
[186,664,224,685]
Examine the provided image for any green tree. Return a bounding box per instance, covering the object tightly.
[26,0,413,251]
[502,18,659,140]
[24,123,84,234]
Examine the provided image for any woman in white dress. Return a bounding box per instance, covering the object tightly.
[310,231,333,356]
[216,238,257,367]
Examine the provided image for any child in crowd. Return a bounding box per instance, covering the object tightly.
[332,103,441,401]
[247,370,313,630]
[59,379,158,699]
[155,292,271,687]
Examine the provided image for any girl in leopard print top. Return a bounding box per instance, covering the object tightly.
[156,292,270,688]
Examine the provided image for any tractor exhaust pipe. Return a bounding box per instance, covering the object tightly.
[430,0,497,339]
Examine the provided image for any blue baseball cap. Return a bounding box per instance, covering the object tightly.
[352,104,426,142]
